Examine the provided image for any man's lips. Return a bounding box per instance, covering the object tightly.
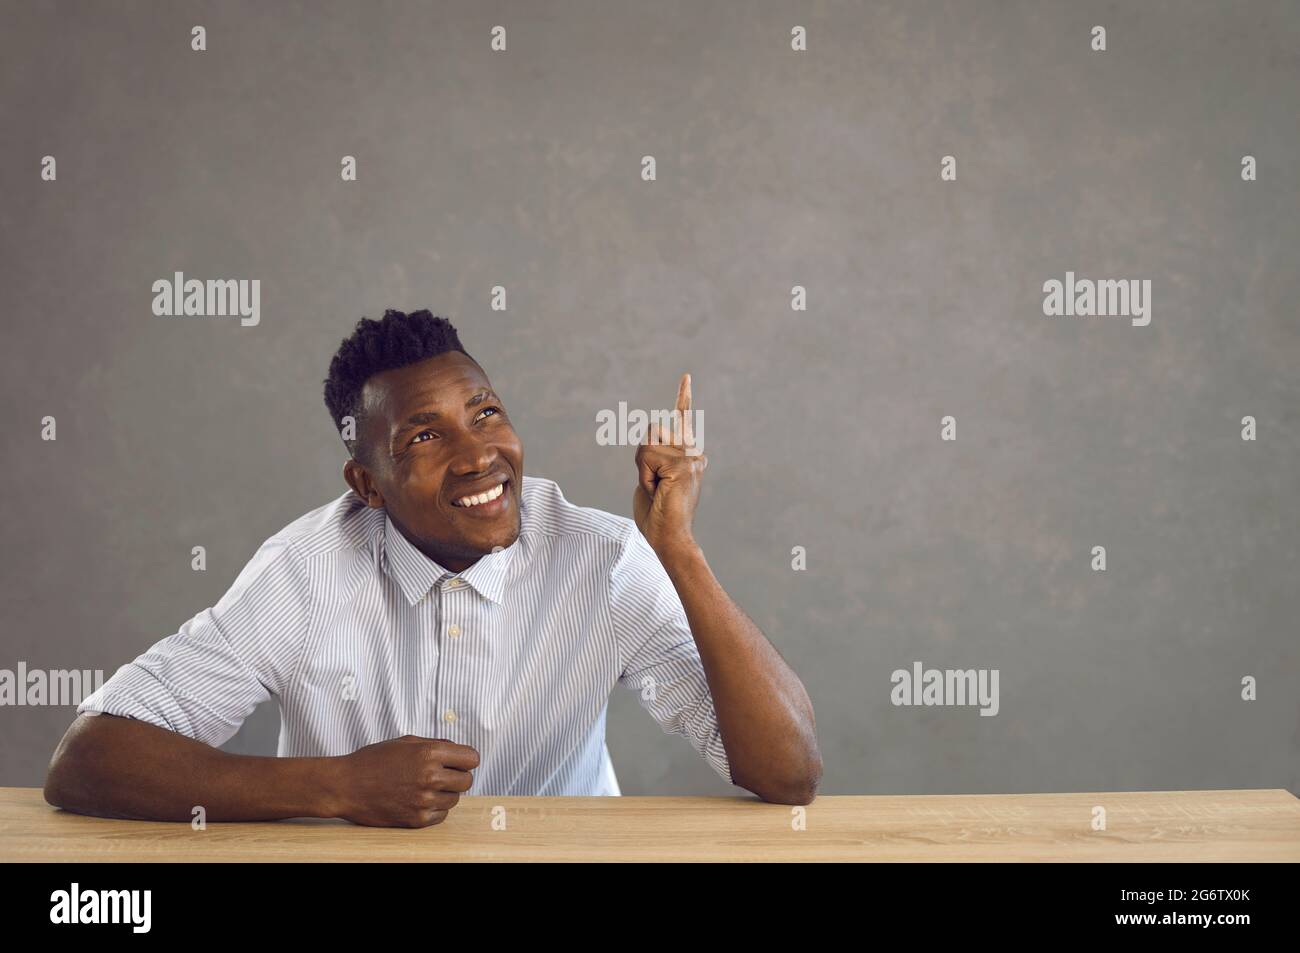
[449,476,511,515]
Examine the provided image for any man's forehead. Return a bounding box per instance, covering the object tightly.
[362,354,490,419]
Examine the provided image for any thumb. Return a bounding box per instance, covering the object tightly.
[637,456,659,496]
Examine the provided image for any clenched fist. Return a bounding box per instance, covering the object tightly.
[326,734,479,828]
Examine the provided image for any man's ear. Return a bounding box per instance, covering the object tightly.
[344,457,384,508]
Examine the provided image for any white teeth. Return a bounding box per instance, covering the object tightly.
[455,482,505,508]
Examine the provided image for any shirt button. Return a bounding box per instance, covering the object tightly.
[448,624,461,638]
[447,578,465,588]
[443,709,457,723]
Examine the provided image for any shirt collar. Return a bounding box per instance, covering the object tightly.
[382,511,517,606]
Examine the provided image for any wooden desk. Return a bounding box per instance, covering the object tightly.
[2,787,1297,862]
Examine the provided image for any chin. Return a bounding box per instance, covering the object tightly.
[486,526,521,553]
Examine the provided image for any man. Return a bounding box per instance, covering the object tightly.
[44,310,821,828]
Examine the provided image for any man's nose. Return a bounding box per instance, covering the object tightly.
[446,432,497,475]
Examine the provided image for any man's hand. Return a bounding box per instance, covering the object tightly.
[327,735,479,828]
[633,373,707,558]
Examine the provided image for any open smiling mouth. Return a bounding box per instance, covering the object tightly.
[450,478,511,517]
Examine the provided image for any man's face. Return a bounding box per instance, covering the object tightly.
[343,351,524,572]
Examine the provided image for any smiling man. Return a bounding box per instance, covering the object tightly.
[44,310,821,827]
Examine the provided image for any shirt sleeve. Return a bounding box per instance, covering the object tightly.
[609,524,733,785]
[76,535,313,748]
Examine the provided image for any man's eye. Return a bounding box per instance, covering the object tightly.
[411,430,437,445]
[477,406,503,422]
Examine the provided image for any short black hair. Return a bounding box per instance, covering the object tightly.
[323,309,473,462]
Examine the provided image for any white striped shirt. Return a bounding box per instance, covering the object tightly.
[77,475,733,796]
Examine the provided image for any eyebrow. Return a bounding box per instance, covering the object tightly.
[392,390,498,439]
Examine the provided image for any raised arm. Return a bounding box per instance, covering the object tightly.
[630,374,822,804]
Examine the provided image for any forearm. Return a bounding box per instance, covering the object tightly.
[45,713,341,822]
[657,541,822,803]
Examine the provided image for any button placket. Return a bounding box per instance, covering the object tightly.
[440,574,464,732]
[429,582,443,737]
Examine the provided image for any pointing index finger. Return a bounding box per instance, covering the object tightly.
[675,373,693,446]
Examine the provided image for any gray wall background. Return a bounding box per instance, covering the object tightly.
[2,0,1296,798]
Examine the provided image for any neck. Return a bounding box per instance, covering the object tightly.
[411,538,480,574]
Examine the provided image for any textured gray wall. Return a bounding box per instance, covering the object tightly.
[2,0,1296,798]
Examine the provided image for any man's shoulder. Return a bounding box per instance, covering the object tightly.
[209,492,379,611]
[264,490,383,561]
[520,475,636,552]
